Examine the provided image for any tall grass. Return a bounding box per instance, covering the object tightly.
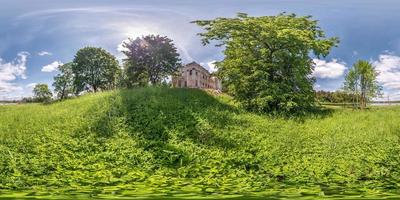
[1,87,400,198]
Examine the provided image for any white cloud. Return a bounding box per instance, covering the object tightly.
[313,84,321,90]
[117,39,130,52]
[0,52,29,94]
[38,51,52,56]
[199,60,218,73]
[26,83,37,88]
[41,61,63,72]
[206,60,217,73]
[373,54,400,90]
[312,58,347,79]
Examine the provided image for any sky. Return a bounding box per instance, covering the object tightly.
[1,0,400,100]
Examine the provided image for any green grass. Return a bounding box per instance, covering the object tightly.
[1,87,400,199]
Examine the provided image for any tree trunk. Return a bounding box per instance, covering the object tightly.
[355,86,359,109]
[360,83,365,109]
[360,90,366,110]
[60,88,65,100]
[61,82,66,99]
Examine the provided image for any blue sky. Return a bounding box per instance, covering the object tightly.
[1,0,400,100]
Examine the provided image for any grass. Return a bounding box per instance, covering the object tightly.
[1,87,400,199]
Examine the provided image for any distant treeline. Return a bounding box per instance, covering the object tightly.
[316,90,357,103]
[0,98,43,104]
[0,100,18,103]
[316,90,399,105]
[372,101,400,104]
[0,100,20,104]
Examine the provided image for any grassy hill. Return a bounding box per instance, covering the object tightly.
[1,87,400,198]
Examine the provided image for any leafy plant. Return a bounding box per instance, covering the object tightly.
[32,83,53,103]
[344,60,382,109]
[193,13,339,114]
[121,35,181,87]
[72,47,120,93]
[53,62,75,99]
[1,88,400,198]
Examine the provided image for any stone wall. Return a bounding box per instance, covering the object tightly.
[172,62,221,91]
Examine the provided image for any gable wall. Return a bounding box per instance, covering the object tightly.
[172,62,221,90]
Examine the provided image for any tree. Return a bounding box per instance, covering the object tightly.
[193,13,338,113]
[344,68,359,108]
[53,62,74,99]
[72,47,120,93]
[121,35,181,86]
[344,60,382,109]
[33,84,53,102]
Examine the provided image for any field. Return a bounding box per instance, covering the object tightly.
[1,87,400,199]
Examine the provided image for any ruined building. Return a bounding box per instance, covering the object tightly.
[172,62,222,90]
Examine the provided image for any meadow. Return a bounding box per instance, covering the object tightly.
[1,87,400,199]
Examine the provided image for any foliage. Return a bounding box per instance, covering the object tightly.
[344,60,382,109]
[72,47,121,93]
[193,13,339,114]
[32,83,52,103]
[53,62,75,99]
[1,88,400,198]
[316,90,358,103]
[21,97,36,103]
[121,35,181,86]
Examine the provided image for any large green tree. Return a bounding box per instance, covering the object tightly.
[121,35,181,86]
[344,60,382,109]
[72,47,120,93]
[33,84,53,103]
[53,62,74,99]
[193,13,338,113]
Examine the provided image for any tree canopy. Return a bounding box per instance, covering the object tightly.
[72,47,120,93]
[193,13,339,113]
[33,84,53,103]
[344,60,382,109]
[121,35,181,87]
[53,62,75,99]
